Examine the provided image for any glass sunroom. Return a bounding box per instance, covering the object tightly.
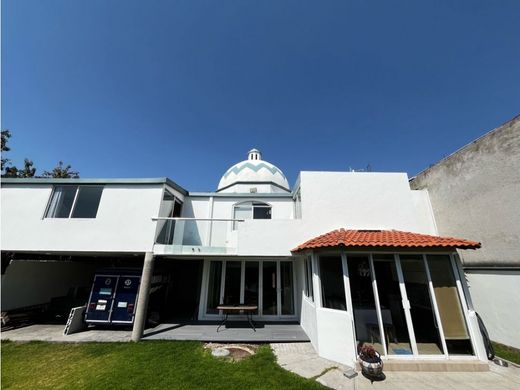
[293,229,486,364]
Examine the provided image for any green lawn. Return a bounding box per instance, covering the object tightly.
[1,340,325,390]
[492,341,520,365]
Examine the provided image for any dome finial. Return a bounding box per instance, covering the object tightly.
[248,148,262,161]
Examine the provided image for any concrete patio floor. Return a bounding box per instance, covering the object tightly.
[1,321,308,343]
[271,343,520,390]
[143,321,309,342]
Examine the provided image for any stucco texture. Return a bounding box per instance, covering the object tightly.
[411,116,520,267]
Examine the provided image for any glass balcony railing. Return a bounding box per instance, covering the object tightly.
[153,218,244,255]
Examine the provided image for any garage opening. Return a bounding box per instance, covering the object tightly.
[1,253,143,330]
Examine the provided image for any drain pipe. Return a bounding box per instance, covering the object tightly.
[132,252,155,341]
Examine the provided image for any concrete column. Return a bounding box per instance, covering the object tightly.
[131,252,155,342]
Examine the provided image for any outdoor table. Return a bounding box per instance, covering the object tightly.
[216,305,258,332]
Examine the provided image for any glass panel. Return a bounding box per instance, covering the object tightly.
[223,261,241,305]
[320,256,346,310]
[244,262,259,314]
[71,186,103,218]
[303,257,310,298]
[427,255,473,355]
[307,258,314,301]
[280,262,294,315]
[372,255,412,355]
[262,261,277,315]
[400,255,443,355]
[206,261,222,314]
[253,206,271,219]
[46,186,77,218]
[347,255,384,353]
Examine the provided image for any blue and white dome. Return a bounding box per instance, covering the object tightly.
[217,149,290,192]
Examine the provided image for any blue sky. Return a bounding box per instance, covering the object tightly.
[2,0,519,191]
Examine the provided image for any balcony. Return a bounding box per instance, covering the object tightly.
[153,218,244,255]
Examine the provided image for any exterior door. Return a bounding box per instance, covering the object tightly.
[204,260,295,318]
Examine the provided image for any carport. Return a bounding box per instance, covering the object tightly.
[1,252,143,329]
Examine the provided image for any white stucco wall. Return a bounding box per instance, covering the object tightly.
[466,270,520,349]
[1,184,164,253]
[236,172,437,256]
[300,171,437,237]
[315,308,356,365]
[410,116,520,267]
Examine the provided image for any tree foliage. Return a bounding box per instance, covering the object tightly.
[42,161,79,179]
[1,130,79,178]
[1,129,12,172]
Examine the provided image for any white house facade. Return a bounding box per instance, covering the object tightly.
[1,149,489,368]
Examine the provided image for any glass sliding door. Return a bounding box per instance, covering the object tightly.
[280,262,294,315]
[244,262,259,313]
[206,261,223,314]
[205,260,295,318]
[372,255,413,355]
[262,262,278,315]
[347,255,384,353]
[400,255,444,355]
[426,255,473,355]
[223,261,241,305]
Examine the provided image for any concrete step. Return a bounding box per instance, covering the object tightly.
[356,359,489,372]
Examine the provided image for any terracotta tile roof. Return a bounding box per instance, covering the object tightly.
[292,229,481,252]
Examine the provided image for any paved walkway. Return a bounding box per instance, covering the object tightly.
[1,324,131,342]
[271,342,520,390]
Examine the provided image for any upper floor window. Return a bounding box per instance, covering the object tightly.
[45,185,103,218]
[232,201,271,229]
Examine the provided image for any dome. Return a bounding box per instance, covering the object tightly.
[217,149,290,192]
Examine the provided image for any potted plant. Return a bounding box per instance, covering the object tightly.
[358,344,384,379]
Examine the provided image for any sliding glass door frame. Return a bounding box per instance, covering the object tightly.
[200,258,297,320]
[344,251,477,360]
[449,253,480,358]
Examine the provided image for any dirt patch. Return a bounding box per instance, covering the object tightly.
[205,343,259,362]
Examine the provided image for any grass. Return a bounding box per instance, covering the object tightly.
[1,340,326,390]
[492,341,520,365]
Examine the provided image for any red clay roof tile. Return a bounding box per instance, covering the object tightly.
[292,229,481,252]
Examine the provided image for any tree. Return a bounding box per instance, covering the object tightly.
[1,130,79,178]
[18,159,37,178]
[42,161,80,178]
[1,129,12,172]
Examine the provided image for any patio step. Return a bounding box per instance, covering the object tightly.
[356,360,489,372]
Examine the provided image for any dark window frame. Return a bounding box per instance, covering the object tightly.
[45,185,104,219]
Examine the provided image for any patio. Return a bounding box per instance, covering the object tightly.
[1,321,309,343]
[143,321,309,342]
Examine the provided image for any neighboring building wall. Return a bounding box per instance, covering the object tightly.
[1,183,165,253]
[410,115,520,348]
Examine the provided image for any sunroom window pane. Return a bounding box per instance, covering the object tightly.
[46,186,77,218]
[71,186,103,218]
[319,256,346,310]
[427,255,473,355]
